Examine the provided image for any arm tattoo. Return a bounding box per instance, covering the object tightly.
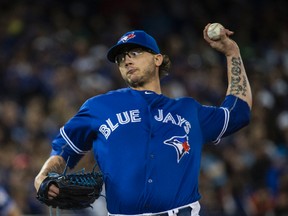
[229,57,247,96]
[43,157,66,175]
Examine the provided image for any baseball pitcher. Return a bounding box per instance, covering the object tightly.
[34,23,252,216]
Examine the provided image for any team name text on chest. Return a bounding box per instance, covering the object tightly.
[99,109,191,139]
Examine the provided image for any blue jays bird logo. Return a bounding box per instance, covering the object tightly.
[119,33,136,43]
[164,135,190,163]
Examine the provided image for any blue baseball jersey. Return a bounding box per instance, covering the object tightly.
[51,88,250,214]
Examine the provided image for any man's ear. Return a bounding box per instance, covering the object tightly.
[154,54,163,66]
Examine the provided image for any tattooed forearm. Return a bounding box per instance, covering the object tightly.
[34,156,66,191]
[229,57,247,97]
[42,156,66,175]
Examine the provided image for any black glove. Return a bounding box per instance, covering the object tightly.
[37,168,103,210]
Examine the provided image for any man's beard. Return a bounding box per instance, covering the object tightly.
[123,66,156,88]
[124,72,147,88]
[125,78,145,88]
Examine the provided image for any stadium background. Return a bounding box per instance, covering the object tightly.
[0,0,287,215]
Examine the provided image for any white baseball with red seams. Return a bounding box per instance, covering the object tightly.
[207,23,224,40]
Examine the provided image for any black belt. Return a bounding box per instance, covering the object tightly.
[156,206,192,216]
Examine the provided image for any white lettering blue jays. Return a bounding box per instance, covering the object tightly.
[154,109,191,134]
[99,109,191,139]
[99,109,141,139]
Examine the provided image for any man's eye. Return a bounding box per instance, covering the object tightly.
[130,51,139,57]
[115,55,124,64]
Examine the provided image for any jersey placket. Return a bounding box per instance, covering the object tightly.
[142,97,161,211]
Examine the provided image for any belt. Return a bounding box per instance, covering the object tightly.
[108,201,200,216]
[156,206,192,216]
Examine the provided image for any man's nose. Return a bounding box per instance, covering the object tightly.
[124,53,133,65]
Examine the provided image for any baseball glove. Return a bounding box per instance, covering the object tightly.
[36,166,103,210]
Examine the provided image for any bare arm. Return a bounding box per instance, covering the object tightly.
[203,24,252,109]
[34,155,66,198]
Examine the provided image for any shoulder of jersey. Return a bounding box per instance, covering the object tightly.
[86,88,132,103]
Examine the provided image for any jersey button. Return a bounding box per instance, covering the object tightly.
[148,179,153,183]
[150,154,154,159]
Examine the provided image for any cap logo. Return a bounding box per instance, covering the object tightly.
[118,33,136,43]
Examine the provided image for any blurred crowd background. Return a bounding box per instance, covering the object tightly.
[0,0,287,215]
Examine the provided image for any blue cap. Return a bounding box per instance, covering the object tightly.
[107,30,160,62]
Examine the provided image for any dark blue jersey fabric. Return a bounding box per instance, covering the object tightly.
[51,88,250,214]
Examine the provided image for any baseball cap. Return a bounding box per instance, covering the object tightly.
[107,30,160,62]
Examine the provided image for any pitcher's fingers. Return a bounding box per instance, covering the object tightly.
[48,184,59,199]
[225,28,234,36]
[48,190,58,199]
[50,184,59,194]
[203,24,214,43]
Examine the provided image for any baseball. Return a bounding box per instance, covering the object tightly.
[207,23,224,40]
